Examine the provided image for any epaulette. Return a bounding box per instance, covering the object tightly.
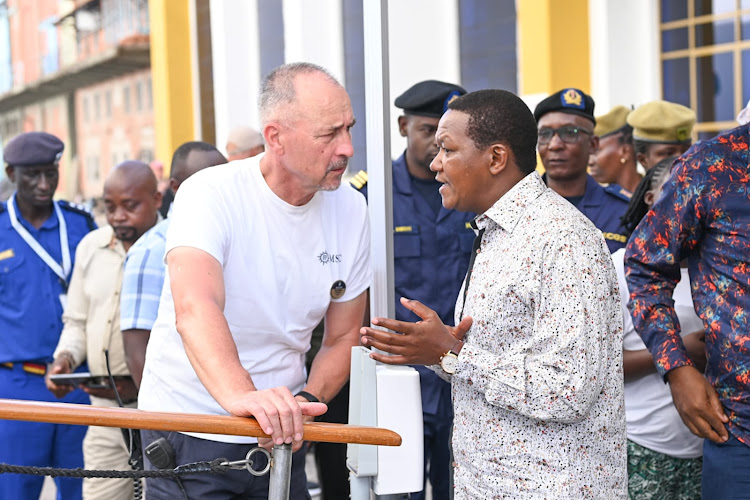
[604,184,632,203]
[349,170,368,190]
[58,200,96,231]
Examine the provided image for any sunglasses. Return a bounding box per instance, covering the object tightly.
[538,126,593,145]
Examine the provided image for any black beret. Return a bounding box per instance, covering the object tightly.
[534,88,596,125]
[4,132,64,167]
[395,80,467,118]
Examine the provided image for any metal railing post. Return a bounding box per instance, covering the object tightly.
[267,443,293,500]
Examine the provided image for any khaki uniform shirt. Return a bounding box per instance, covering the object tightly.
[55,225,128,376]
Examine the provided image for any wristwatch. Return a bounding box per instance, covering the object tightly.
[439,343,462,374]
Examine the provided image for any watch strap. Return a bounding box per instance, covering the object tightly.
[295,390,320,403]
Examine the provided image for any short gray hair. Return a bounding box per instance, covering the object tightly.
[258,62,342,126]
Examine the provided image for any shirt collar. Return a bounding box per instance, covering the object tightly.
[6,194,61,232]
[477,172,548,233]
[99,213,164,250]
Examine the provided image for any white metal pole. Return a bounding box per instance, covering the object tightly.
[362,0,394,322]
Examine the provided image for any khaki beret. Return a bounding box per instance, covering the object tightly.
[594,105,631,138]
[627,101,696,143]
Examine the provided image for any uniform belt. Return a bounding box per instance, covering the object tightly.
[1,361,47,376]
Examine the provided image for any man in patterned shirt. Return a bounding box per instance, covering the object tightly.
[361,89,627,498]
[625,123,750,499]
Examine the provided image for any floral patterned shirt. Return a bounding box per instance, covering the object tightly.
[438,172,627,499]
[625,124,750,446]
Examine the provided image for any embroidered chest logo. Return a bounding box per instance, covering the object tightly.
[318,251,342,265]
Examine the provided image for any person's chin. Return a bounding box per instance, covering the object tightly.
[113,229,136,242]
[438,186,456,210]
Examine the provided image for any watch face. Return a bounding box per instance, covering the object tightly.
[440,352,458,374]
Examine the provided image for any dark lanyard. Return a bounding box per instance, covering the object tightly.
[459,226,485,319]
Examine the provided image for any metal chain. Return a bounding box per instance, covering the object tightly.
[0,458,230,480]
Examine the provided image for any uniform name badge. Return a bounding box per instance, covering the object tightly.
[59,293,68,310]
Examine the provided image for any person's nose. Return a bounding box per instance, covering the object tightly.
[547,132,565,150]
[111,206,128,223]
[336,135,354,158]
[430,150,444,172]
[37,173,51,191]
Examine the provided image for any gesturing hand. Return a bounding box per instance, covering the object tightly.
[225,387,327,450]
[667,365,729,443]
[360,297,473,366]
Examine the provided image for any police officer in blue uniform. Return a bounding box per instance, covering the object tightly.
[534,88,629,253]
[354,80,475,500]
[0,132,95,500]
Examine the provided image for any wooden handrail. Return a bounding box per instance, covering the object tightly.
[0,399,401,447]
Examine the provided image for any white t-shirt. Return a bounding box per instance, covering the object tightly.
[138,154,371,443]
[613,248,703,458]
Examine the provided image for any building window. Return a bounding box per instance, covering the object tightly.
[146,76,152,110]
[105,90,112,118]
[94,93,101,121]
[660,1,750,140]
[83,96,89,123]
[136,81,143,111]
[123,85,130,113]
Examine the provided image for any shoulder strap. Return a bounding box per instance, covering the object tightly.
[349,170,368,190]
[59,200,96,231]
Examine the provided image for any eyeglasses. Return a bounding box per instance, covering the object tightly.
[538,126,593,145]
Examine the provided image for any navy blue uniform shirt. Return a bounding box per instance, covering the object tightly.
[0,197,95,363]
[359,153,476,415]
[545,174,629,253]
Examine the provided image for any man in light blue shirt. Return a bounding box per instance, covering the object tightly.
[120,141,226,386]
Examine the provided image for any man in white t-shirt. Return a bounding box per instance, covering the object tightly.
[138,62,371,499]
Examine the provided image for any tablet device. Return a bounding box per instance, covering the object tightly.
[48,372,96,386]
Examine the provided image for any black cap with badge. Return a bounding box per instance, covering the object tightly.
[534,88,596,125]
[4,132,64,167]
[395,80,467,118]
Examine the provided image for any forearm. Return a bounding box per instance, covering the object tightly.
[54,320,87,368]
[305,333,358,404]
[458,343,605,423]
[122,329,150,388]
[177,306,256,411]
[623,348,658,381]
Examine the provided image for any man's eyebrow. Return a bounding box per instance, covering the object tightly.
[320,118,356,134]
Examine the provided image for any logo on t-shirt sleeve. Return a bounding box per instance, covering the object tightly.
[318,251,342,265]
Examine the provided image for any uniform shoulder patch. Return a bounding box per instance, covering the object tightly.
[58,200,96,230]
[349,170,368,190]
[603,184,632,203]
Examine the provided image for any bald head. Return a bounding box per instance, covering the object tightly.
[258,62,342,127]
[103,160,162,248]
[226,127,264,161]
[105,160,158,194]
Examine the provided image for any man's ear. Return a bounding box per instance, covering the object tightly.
[397,115,408,137]
[152,189,163,209]
[5,165,14,183]
[488,143,508,175]
[644,189,655,207]
[264,123,284,154]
